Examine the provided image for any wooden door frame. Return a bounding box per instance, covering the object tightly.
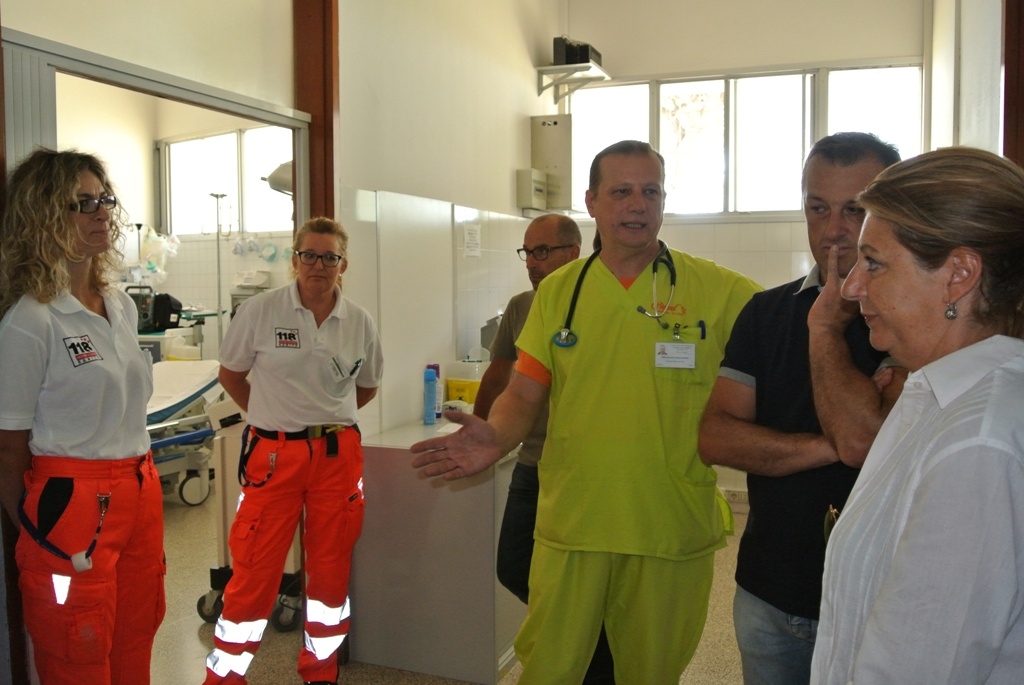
[294,0,338,219]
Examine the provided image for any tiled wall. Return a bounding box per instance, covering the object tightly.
[157,230,296,361]
[660,216,813,290]
[453,208,533,360]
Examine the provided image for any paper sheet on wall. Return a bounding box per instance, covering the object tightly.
[463,223,481,257]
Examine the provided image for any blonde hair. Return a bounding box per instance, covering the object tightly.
[290,216,349,282]
[0,149,126,317]
[858,147,1024,337]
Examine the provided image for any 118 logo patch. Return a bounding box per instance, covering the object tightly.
[63,335,102,367]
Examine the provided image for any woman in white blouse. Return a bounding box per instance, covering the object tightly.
[811,147,1024,685]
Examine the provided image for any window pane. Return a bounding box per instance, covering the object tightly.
[242,126,294,233]
[169,133,239,235]
[828,67,922,159]
[571,84,649,210]
[659,80,725,213]
[734,74,805,212]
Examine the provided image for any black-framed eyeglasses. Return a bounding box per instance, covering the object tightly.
[824,504,840,543]
[517,244,574,261]
[69,196,117,214]
[296,250,344,267]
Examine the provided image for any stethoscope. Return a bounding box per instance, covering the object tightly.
[553,241,677,348]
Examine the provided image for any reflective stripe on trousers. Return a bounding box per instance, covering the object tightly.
[203,427,365,684]
[16,454,165,685]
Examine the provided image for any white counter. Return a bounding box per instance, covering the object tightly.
[351,420,524,684]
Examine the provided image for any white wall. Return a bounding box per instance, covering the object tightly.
[956,0,1004,151]
[2,0,293,108]
[454,209,533,359]
[931,0,1005,152]
[337,0,566,216]
[567,0,925,79]
[56,74,158,228]
[931,0,958,148]
[375,192,456,432]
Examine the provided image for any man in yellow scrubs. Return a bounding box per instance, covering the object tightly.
[412,140,760,684]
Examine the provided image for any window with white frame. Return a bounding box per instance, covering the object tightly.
[570,65,923,214]
[165,125,293,235]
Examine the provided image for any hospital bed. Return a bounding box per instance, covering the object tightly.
[146,359,222,506]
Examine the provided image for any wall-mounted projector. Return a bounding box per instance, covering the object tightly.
[553,35,602,66]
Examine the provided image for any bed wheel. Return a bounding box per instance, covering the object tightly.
[270,595,301,632]
[179,472,210,506]
[196,592,224,623]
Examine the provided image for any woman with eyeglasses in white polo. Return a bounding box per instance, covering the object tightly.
[203,216,382,685]
[0,149,164,685]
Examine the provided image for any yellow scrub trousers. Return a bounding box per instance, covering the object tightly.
[515,542,714,685]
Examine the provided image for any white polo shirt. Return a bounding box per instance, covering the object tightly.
[0,289,153,459]
[220,282,383,432]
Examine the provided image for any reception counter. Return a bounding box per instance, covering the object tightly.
[350,420,525,684]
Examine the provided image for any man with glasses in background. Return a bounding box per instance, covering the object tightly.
[474,214,614,683]
[698,132,906,685]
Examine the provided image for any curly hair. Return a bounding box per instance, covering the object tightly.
[0,148,127,317]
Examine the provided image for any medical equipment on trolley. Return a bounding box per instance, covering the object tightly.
[146,359,222,506]
[553,241,677,347]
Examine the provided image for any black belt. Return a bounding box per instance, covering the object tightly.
[253,425,354,441]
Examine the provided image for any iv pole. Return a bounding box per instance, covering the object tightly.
[210,193,227,348]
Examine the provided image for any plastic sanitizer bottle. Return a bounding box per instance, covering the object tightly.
[423,368,438,425]
[427,363,442,419]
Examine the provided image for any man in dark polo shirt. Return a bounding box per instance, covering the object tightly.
[698,132,906,685]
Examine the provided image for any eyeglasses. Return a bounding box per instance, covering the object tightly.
[295,250,344,267]
[517,244,574,261]
[823,504,840,543]
[69,196,117,214]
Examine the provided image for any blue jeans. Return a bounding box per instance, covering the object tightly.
[733,585,816,685]
[497,462,616,684]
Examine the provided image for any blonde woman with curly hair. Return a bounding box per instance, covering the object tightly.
[0,149,164,685]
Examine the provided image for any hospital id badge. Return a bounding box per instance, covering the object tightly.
[654,342,695,369]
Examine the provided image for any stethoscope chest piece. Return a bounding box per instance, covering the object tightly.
[553,329,578,348]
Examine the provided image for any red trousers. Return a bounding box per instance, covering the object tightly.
[16,454,166,685]
[204,427,365,684]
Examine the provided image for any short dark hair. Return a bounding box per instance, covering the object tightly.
[588,140,665,191]
[803,132,901,188]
